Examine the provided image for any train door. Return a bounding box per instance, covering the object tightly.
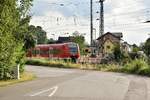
[35,48,40,57]
[49,47,53,59]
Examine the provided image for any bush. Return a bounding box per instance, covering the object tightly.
[138,67,150,76]
[0,34,17,79]
[122,59,150,76]
[26,59,75,68]
[26,58,150,77]
[100,59,150,76]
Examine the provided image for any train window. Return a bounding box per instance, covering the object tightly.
[36,49,40,54]
[40,50,43,55]
[49,50,53,54]
[32,49,40,55]
[68,43,78,54]
[68,43,77,48]
[40,50,49,55]
[32,50,36,55]
[49,49,61,54]
[70,47,78,53]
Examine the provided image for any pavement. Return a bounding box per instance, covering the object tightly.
[0,65,150,100]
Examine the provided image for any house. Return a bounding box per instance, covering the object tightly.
[96,32,123,56]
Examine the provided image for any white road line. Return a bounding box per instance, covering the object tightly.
[48,86,58,97]
[30,86,58,97]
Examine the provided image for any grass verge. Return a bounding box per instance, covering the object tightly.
[26,58,83,69]
[0,72,36,87]
[26,58,150,77]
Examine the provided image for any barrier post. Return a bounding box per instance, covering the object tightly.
[17,64,20,80]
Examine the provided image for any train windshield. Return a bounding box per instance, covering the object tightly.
[68,43,78,54]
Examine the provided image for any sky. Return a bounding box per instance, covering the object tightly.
[30,0,150,45]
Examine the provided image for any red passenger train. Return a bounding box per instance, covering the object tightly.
[27,42,80,60]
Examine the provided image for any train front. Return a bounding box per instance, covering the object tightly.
[67,42,80,60]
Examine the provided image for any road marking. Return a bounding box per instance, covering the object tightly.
[48,86,58,97]
[30,86,58,97]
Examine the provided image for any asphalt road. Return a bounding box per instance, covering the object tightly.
[1,65,150,100]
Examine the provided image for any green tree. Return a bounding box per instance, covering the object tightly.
[113,44,123,62]
[72,35,86,55]
[143,38,150,58]
[36,26,47,44]
[28,25,48,44]
[47,38,56,44]
[132,44,140,53]
[0,0,33,79]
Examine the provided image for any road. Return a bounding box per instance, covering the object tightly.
[1,65,150,100]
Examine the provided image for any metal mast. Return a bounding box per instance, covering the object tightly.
[99,0,105,36]
[90,0,93,46]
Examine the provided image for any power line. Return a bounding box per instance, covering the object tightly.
[111,7,150,16]
[106,22,150,30]
[34,0,150,20]
[108,0,145,9]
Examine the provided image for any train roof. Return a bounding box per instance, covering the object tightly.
[36,42,77,47]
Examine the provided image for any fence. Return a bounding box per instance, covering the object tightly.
[78,56,102,64]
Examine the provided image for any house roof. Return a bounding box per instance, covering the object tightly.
[111,32,123,38]
[97,32,123,40]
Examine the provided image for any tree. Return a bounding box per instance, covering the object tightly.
[143,38,150,58]
[36,26,47,44]
[28,25,48,44]
[72,35,86,55]
[113,44,123,62]
[47,38,56,44]
[0,0,33,79]
[132,44,140,53]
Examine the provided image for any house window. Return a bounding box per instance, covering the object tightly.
[107,45,110,49]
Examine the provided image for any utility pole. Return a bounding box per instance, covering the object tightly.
[93,28,96,40]
[90,0,93,46]
[99,0,105,36]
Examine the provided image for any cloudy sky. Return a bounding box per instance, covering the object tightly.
[30,0,150,45]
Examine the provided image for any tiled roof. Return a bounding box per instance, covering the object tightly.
[97,32,123,40]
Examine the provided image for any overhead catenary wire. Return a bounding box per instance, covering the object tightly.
[31,0,150,34]
[32,0,150,20]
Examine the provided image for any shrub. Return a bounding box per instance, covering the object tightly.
[114,45,121,61]
[138,67,150,76]
[26,59,75,68]
[122,59,150,75]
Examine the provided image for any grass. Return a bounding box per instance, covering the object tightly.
[26,58,83,69]
[101,59,150,76]
[26,58,150,77]
[0,72,36,87]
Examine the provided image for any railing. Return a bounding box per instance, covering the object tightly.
[78,56,102,64]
